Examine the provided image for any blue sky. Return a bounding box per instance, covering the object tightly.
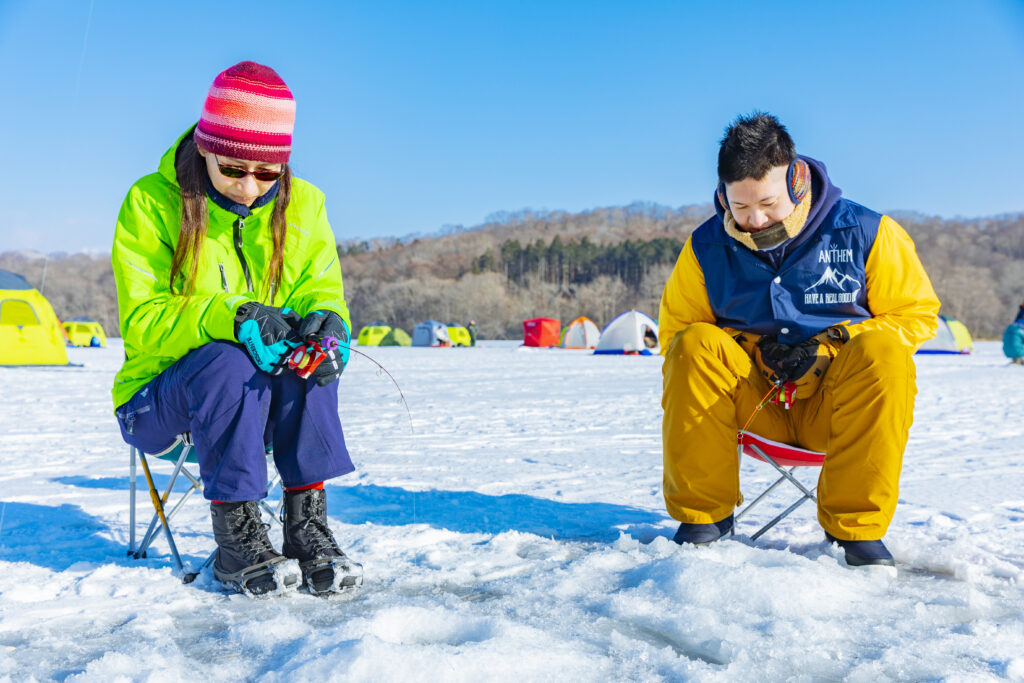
[1,0,1022,253]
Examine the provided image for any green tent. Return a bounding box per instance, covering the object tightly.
[379,327,412,346]
[357,324,391,346]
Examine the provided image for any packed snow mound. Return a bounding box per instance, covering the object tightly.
[0,341,1022,680]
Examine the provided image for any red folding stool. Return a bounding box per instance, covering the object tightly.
[734,430,826,541]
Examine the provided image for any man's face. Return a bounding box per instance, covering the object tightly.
[723,165,797,232]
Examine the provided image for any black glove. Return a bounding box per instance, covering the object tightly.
[755,335,821,384]
[233,303,303,374]
[297,311,351,386]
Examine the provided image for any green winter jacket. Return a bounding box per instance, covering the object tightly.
[111,127,350,408]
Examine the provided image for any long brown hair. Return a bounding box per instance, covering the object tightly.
[170,134,291,300]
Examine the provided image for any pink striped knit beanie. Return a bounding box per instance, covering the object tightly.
[194,61,296,163]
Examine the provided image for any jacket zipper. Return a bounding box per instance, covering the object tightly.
[233,217,254,293]
[218,263,229,292]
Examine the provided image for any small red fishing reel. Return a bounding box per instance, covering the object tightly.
[288,341,328,379]
[770,381,797,410]
[287,336,340,380]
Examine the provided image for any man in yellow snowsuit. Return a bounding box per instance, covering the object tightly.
[659,113,939,567]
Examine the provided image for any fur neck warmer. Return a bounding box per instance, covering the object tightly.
[722,186,814,251]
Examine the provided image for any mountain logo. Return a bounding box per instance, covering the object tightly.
[803,266,861,305]
[806,266,860,292]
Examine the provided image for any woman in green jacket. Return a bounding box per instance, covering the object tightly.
[112,61,360,596]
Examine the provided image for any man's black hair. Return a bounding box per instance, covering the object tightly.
[717,112,796,183]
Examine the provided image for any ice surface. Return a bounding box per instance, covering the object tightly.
[0,340,1022,680]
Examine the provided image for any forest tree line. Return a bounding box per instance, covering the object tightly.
[2,203,1022,341]
[474,236,685,289]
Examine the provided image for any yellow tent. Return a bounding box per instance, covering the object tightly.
[447,324,472,347]
[63,318,107,347]
[0,269,69,365]
[357,323,392,346]
[946,318,974,353]
[916,315,973,355]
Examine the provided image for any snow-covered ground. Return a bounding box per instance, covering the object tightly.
[1,340,1022,681]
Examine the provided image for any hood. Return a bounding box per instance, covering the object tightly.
[156,124,199,187]
[713,155,843,248]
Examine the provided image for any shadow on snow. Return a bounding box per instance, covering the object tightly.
[48,476,674,545]
[0,501,125,572]
[326,484,669,543]
[54,474,193,494]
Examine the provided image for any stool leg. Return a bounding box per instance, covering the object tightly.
[129,446,137,556]
[136,446,193,555]
[750,493,816,541]
[739,442,820,541]
[137,450,186,575]
[735,471,792,522]
[263,455,284,524]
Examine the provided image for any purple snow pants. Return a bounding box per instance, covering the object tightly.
[115,341,354,502]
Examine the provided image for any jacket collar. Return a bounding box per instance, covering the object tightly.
[204,174,279,218]
[709,155,852,259]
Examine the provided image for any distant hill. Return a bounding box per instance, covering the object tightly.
[2,204,1022,340]
[339,205,1024,339]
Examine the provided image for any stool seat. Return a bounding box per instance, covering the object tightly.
[739,431,825,467]
[149,433,197,464]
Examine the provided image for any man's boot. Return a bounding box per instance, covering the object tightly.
[671,514,734,546]
[282,488,363,594]
[210,501,299,595]
[825,532,897,573]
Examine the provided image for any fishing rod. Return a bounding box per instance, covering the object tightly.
[287,339,414,433]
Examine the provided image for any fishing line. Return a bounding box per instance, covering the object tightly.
[739,384,781,436]
[345,345,415,434]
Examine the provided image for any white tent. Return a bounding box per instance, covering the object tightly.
[561,316,601,349]
[412,320,451,347]
[594,311,659,355]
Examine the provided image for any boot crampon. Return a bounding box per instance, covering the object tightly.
[210,501,302,596]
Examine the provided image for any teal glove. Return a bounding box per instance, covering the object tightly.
[297,311,350,385]
[234,303,302,374]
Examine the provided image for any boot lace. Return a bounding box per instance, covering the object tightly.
[301,494,341,557]
[231,503,275,558]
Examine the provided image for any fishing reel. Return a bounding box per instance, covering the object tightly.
[286,336,339,379]
[769,380,797,410]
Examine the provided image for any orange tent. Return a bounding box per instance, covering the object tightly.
[561,316,601,349]
[523,317,560,347]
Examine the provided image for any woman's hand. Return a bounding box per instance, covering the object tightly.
[297,311,351,385]
[233,303,303,374]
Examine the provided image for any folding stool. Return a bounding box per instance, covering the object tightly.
[127,434,284,583]
[734,430,826,541]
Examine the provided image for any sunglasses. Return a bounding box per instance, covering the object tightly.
[213,155,285,182]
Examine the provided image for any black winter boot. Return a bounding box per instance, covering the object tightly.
[210,501,299,595]
[282,488,363,594]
